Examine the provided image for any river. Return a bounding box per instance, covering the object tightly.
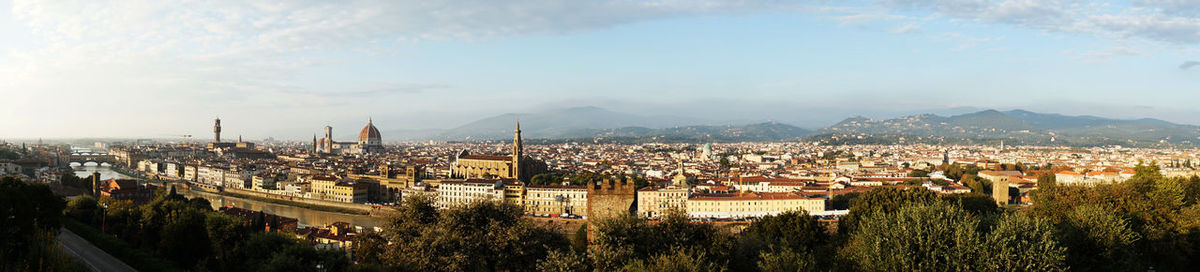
[69,147,386,229]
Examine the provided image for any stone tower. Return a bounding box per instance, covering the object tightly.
[90,171,102,197]
[512,121,523,181]
[379,163,392,178]
[324,126,334,152]
[213,118,222,142]
[587,177,636,242]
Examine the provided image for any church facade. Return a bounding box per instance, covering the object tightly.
[314,119,384,155]
[451,122,524,180]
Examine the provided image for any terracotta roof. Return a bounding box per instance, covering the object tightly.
[689,192,818,201]
[460,155,512,161]
[358,119,381,142]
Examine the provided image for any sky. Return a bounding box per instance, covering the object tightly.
[0,0,1197,139]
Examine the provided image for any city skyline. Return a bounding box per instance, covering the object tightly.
[2,0,1198,138]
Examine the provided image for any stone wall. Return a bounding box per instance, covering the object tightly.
[586,178,636,241]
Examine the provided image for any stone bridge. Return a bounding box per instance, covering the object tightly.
[69,152,117,165]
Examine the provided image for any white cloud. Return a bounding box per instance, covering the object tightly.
[1,0,788,137]
[889,23,921,34]
[882,0,1200,45]
[2,0,1198,137]
[1071,46,1147,63]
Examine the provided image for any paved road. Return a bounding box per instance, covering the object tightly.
[57,227,138,272]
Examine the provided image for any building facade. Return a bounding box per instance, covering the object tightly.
[450,122,524,180]
[525,185,588,217]
[436,179,506,208]
[686,192,825,219]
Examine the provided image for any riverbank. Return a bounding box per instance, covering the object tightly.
[109,166,148,180]
[219,189,372,215]
[180,186,387,228]
[173,182,374,216]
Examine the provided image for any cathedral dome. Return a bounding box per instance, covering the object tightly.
[359,119,382,143]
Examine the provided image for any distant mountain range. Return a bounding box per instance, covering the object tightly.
[383,106,1200,147]
[437,106,712,140]
[809,109,1200,147]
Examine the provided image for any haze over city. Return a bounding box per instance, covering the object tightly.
[2,0,1199,139]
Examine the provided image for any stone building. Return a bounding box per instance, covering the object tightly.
[315,118,384,155]
[525,185,588,217]
[451,122,524,180]
[637,187,689,218]
[309,175,368,203]
[686,192,825,219]
[436,179,506,209]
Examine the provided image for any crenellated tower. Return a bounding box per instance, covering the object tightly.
[213,118,222,142]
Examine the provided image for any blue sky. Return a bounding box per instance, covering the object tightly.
[0,0,1197,139]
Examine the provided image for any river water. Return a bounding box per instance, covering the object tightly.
[70,148,386,229]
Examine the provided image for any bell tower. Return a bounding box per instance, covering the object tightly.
[512,121,523,181]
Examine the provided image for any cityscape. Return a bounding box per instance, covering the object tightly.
[3,1,1200,272]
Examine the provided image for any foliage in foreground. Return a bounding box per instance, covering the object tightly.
[353,195,569,272]
[64,186,348,271]
[0,177,81,272]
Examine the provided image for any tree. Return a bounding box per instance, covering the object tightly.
[961,173,985,193]
[622,248,727,272]
[65,194,101,224]
[0,177,73,271]
[828,192,859,210]
[158,208,212,267]
[844,203,979,271]
[529,173,563,186]
[188,197,213,211]
[941,193,999,216]
[535,250,590,272]
[205,213,249,271]
[1037,174,1056,191]
[1059,205,1141,271]
[350,232,387,265]
[241,232,301,270]
[981,214,1067,271]
[757,247,816,272]
[841,187,938,232]
[379,198,568,271]
[742,211,828,251]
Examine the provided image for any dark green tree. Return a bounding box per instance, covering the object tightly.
[1059,205,1141,271]
[350,232,387,265]
[622,247,727,272]
[981,214,1067,271]
[158,208,211,267]
[844,203,979,271]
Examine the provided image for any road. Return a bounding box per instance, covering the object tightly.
[57,227,138,272]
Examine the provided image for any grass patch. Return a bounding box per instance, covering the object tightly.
[61,218,186,272]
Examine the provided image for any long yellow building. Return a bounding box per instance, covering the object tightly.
[525,185,588,217]
[686,192,825,219]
